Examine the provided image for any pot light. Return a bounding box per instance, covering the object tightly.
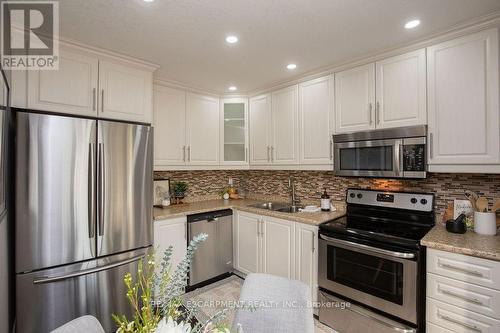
[226,36,238,44]
[143,0,155,2]
[404,19,420,29]
[286,63,297,70]
[228,86,237,91]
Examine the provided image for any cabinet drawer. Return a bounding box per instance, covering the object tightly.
[427,249,500,290]
[427,298,500,333]
[426,322,455,333]
[427,273,500,320]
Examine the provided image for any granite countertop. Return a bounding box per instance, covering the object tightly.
[154,199,346,226]
[421,225,500,262]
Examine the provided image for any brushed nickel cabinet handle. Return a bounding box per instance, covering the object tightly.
[429,133,434,159]
[438,311,481,332]
[312,232,315,253]
[267,146,270,162]
[182,146,186,162]
[329,140,333,160]
[245,147,248,162]
[376,102,380,124]
[101,90,104,112]
[92,88,96,111]
[439,262,483,277]
[187,146,191,162]
[438,287,483,305]
[270,146,274,162]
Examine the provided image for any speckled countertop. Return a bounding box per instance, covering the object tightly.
[421,225,500,261]
[154,199,346,226]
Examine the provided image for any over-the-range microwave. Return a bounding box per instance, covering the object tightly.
[333,125,427,179]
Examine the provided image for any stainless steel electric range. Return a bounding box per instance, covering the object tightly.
[318,188,435,333]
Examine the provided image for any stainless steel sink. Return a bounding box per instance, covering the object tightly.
[247,202,303,213]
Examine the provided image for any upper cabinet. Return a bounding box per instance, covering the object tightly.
[335,49,427,133]
[153,85,186,166]
[427,28,500,173]
[335,63,375,133]
[220,98,249,166]
[299,76,334,165]
[375,49,426,129]
[249,94,272,165]
[98,60,153,123]
[186,93,220,165]
[16,43,156,123]
[271,85,299,165]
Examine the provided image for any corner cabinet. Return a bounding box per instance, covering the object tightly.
[19,43,157,123]
[427,28,500,173]
[220,98,249,166]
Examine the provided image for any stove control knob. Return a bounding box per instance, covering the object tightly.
[350,193,356,198]
[420,198,428,205]
[357,193,363,199]
[411,198,417,204]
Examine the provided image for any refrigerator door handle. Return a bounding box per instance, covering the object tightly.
[98,143,105,237]
[33,253,146,285]
[88,143,96,239]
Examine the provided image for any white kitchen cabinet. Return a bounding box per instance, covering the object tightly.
[299,76,334,165]
[261,216,295,279]
[154,217,187,274]
[27,46,99,117]
[335,63,375,133]
[186,93,220,165]
[153,86,187,166]
[233,211,260,275]
[271,85,299,164]
[427,28,500,173]
[220,98,249,166]
[375,49,427,129]
[249,94,272,165]
[295,223,318,302]
[98,60,153,123]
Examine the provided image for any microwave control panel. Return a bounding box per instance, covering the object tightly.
[403,144,425,172]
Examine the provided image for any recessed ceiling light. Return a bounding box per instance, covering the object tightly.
[226,36,238,44]
[228,86,237,91]
[143,0,155,2]
[404,19,420,29]
[286,63,297,70]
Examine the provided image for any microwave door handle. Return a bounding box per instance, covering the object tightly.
[394,139,403,177]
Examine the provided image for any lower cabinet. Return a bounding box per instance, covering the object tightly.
[154,217,187,272]
[233,210,318,302]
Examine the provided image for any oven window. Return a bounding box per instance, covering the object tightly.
[327,246,403,305]
[339,146,393,171]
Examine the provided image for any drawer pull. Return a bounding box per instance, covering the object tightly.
[439,287,483,305]
[440,262,484,277]
[438,311,481,332]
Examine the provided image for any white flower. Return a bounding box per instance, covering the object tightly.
[155,317,192,333]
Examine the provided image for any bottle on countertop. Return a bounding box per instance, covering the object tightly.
[321,188,331,212]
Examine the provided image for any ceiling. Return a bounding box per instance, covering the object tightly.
[59,0,500,94]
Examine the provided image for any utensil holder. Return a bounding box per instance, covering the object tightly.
[474,212,497,235]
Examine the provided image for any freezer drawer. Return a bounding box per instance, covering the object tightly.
[16,247,150,333]
[188,210,233,286]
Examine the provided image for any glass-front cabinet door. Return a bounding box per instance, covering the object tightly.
[220,98,248,165]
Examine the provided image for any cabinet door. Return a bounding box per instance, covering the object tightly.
[154,217,187,274]
[186,93,219,165]
[27,46,98,116]
[299,76,334,165]
[249,94,271,165]
[261,217,295,279]
[272,85,299,164]
[220,98,249,166]
[295,223,318,303]
[153,85,186,166]
[375,49,427,129]
[98,60,153,123]
[233,212,260,275]
[335,63,375,133]
[427,29,500,168]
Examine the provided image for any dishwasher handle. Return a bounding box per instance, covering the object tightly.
[187,209,233,223]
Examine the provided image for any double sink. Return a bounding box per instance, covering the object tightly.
[247,202,303,213]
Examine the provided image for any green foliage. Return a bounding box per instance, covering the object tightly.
[173,182,188,194]
[112,233,228,333]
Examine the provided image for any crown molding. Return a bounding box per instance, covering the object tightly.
[153,78,222,97]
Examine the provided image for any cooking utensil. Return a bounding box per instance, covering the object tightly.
[492,198,500,213]
[464,190,478,211]
[476,197,489,213]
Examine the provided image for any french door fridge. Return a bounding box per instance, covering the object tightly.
[15,112,153,333]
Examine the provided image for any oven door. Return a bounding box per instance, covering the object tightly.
[318,234,418,324]
[334,139,403,177]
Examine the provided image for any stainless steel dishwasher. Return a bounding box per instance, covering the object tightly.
[188,209,233,287]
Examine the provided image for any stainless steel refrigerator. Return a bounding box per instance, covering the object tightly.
[15,112,153,333]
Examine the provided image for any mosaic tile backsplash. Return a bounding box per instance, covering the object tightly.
[155,170,500,221]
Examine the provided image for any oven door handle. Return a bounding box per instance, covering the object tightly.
[320,234,416,259]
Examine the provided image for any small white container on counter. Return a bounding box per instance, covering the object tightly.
[474,211,497,235]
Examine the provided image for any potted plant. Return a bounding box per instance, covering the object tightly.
[173,181,188,202]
